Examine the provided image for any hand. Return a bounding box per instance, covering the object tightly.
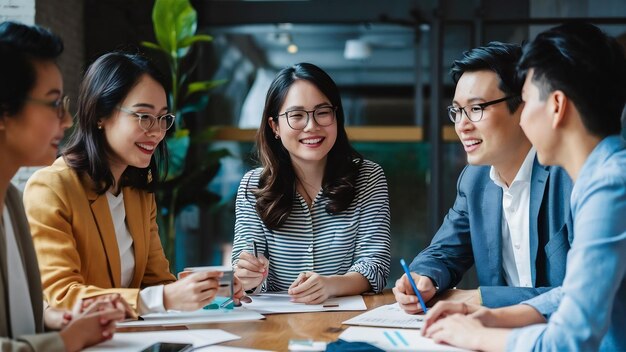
[59,306,125,352]
[422,300,484,335]
[423,314,486,350]
[429,288,480,306]
[76,293,138,320]
[288,271,333,304]
[392,273,436,314]
[234,251,269,291]
[164,271,222,310]
[232,276,245,304]
[43,305,72,331]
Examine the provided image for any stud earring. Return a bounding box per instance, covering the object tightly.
[97,124,103,130]
[275,134,280,139]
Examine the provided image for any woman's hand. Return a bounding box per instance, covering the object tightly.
[59,305,125,352]
[164,271,222,310]
[43,305,72,331]
[288,271,333,304]
[234,251,269,291]
[76,293,138,320]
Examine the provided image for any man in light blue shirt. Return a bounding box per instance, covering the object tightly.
[420,22,626,351]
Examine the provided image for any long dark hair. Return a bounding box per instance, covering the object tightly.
[63,52,168,193]
[253,62,362,230]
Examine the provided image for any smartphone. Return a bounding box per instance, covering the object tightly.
[140,342,193,352]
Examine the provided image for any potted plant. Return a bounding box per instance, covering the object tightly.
[142,0,228,269]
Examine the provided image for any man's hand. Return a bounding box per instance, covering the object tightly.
[392,273,437,314]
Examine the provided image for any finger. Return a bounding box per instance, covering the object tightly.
[291,285,324,304]
[290,280,322,301]
[239,251,264,269]
[235,267,265,279]
[288,272,307,291]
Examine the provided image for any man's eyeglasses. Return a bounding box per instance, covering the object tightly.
[447,95,519,124]
[275,105,337,130]
[117,106,176,132]
[26,95,70,120]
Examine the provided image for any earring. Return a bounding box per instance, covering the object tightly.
[97,124,103,130]
[274,131,280,139]
[147,169,153,183]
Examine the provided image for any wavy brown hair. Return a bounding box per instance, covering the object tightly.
[251,63,362,230]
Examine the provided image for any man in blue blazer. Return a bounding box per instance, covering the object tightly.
[393,42,573,311]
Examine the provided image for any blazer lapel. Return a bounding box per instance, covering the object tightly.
[123,188,146,288]
[529,158,549,286]
[483,181,505,285]
[86,184,122,288]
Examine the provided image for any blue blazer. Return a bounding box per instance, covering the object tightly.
[411,158,573,307]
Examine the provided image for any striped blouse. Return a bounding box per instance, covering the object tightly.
[232,159,391,293]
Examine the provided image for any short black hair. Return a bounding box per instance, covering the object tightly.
[0,21,63,116]
[63,52,169,193]
[518,22,626,137]
[450,41,523,113]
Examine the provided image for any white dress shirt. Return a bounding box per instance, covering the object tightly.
[2,206,36,336]
[106,191,165,313]
[490,148,536,288]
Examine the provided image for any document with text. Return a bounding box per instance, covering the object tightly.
[342,302,424,329]
[242,293,366,314]
[340,326,469,351]
[116,307,264,328]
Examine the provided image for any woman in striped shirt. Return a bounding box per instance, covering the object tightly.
[232,63,391,304]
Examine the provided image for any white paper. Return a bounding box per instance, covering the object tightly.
[116,307,264,327]
[242,293,366,314]
[339,326,469,351]
[342,302,424,329]
[84,329,239,352]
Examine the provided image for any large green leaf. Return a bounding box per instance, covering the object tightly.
[152,0,197,56]
[164,129,190,180]
[179,34,213,49]
[185,79,227,97]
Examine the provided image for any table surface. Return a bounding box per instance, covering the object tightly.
[120,290,397,351]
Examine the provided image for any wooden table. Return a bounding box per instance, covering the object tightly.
[120,290,396,351]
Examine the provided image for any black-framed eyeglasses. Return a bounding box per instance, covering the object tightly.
[117,106,176,132]
[275,105,337,130]
[447,95,519,123]
[25,95,70,119]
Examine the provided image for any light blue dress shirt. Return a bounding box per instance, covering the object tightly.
[507,135,626,351]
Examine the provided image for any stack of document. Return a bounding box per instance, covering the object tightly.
[116,307,264,328]
[342,303,424,329]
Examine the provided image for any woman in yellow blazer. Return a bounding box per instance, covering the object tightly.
[24,52,242,314]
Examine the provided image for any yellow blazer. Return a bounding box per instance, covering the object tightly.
[23,158,176,311]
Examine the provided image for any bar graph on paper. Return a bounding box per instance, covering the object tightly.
[342,303,424,329]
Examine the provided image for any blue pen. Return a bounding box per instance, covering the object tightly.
[400,258,428,313]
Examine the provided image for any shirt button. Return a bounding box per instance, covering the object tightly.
[307,245,313,253]
[514,243,520,249]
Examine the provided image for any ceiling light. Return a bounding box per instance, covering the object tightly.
[344,39,372,60]
[287,44,298,54]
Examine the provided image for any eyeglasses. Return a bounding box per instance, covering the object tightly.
[447,96,519,123]
[275,106,337,130]
[25,95,70,119]
[117,106,175,132]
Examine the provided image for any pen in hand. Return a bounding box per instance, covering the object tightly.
[400,258,428,313]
